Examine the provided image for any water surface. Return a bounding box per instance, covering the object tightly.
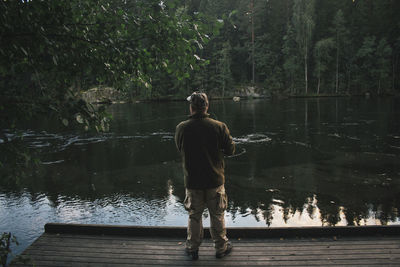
[1,97,400,256]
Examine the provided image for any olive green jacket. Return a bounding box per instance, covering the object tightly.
[175,113,235,189]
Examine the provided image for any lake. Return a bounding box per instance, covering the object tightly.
[1,97,400,257]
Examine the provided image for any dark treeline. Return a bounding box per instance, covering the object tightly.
[181,0,400,97]
[1,0,400,131]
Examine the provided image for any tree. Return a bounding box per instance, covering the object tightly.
[354,36,392,94]
[283,21,301,95]
[216,41,233,97]
[0,0,206,130]
[292,0,316,94]
[331,9,349,94]
[0,0,209,181]
[393,37,400,92]
[355,36,376,93]
[375,38,392,95]
[184,0,400,95]
[314,38,334,94]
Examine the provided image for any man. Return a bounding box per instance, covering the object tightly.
[175,91,235,260]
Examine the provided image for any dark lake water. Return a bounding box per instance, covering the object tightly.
[1,97,400,257]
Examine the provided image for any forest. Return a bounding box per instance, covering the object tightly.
[1,0,400,129]
[187,0,400,98]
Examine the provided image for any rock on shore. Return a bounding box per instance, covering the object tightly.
[80,87,128,104]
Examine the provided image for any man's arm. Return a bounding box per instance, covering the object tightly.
[175,123,183,152]
[222,124,235,156]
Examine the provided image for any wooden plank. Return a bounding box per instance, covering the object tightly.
[40,232,400,244]
[21,248,400,260]
[44,223,400,238]
[23,246,400,259]
[17,254,400,266]
[20,251,400,262]
[27,241,400,255]
[39,232,400,244]
[32,241,396,252]
[10,263,399,267]
[38,232,400,246]
[25,238,400,252]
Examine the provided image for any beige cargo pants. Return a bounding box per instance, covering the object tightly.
[184,185,229,254]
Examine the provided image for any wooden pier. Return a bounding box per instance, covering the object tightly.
[12,223,400,266]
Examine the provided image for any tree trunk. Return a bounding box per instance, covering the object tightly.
[251,0,255,85]
[291,74,294,95]
[378,78,381,95]
[393,57,396,91]
[336,46,339,94]
[304,99,308,128]
[222,80,225,98]
[347,70,351,94]
[304,53,308,94]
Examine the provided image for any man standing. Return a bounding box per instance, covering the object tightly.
[175,91,235,260]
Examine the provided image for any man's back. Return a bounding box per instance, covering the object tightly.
[175,113,235,189]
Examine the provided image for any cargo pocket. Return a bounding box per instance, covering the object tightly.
[216,191,228,212]
[184,194,192,211]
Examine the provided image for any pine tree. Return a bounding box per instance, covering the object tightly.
[283,21,301,94]
[355,36,376,93]
[217,41,233,97]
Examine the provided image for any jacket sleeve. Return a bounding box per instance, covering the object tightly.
[221,123,235,156]
[175,123,183,152]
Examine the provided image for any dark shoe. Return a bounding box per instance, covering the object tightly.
[185,248,199,260]
[216,242,233,258]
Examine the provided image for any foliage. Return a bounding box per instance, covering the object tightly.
[0,0,207,130]
[355,36,377,92]
[292,0,316,94]
[375,38,393,94]
[179,0,400,96]
[0,138,41,188]
[283,21,301,95]
[331,9,349,94]
[314,38,334,94]
[1,233,30,267]
[0,233,13,267]
[216,41,233,97]
[1,0,399,119]
[0,0,211,183]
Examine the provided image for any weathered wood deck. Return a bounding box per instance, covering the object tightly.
[12,223,400,266]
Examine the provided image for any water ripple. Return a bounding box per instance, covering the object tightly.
[2,130,176,153]
[233,133,272,144]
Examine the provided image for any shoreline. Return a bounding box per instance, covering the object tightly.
[94,93,399,105]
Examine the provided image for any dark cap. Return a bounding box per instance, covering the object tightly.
[187,92,209,110]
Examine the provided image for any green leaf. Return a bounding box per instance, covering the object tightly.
[229,10,238,18]
[76,114,84,124]
[62,119,69,126]
[52,56,58,66]
[20,47,28,56]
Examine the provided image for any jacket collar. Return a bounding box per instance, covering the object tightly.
[189,112,210,119]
